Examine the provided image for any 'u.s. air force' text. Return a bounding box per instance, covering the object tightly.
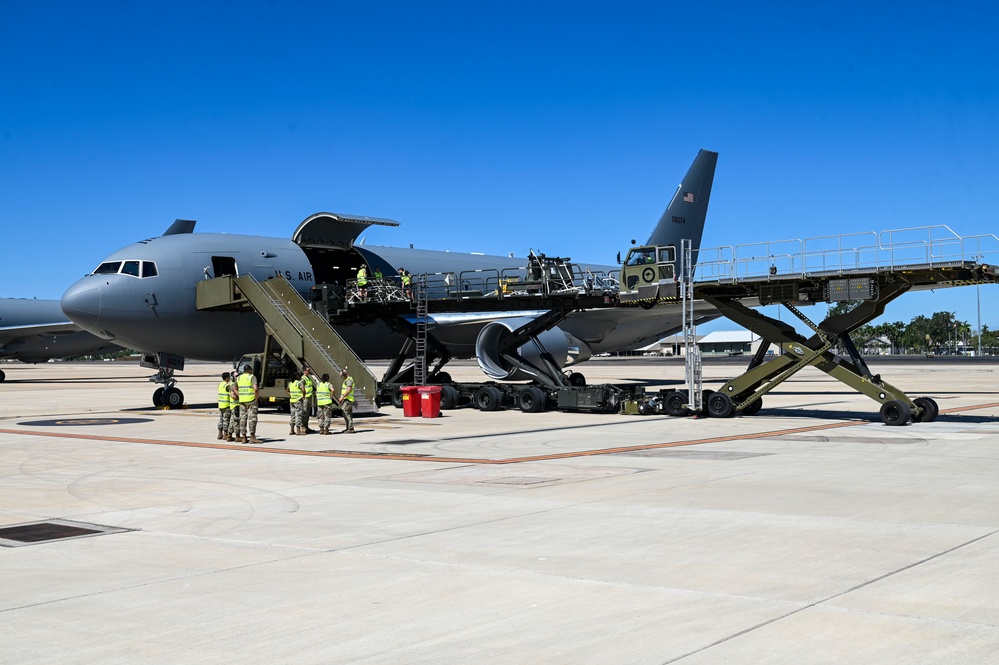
[272,269,314,281]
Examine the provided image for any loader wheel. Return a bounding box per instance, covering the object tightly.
[706,392,733,418]
[440,385,460,410]
[740,397,763,416]
[475,386,503,411]
[664,391,690,417]
[912,396,939,423]
[517,386,547,413]
[880,400,911,426]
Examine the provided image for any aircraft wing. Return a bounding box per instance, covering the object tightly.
[0,321,82,340]
[0,322,122,363]
[421,311,549,328]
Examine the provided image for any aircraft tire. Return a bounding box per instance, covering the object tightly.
[152,387,165,407]
[440,385,460,410]
[163,387,184,409]
[664,391,690,417]
[879,399,911,426]
[474,386,503,411]
[433,372,452,384]
[517,386,547,413]
[568,372,586,387]
[740,397,763,416]
[912,396,939,423]
[0,369,5,382]
[391,386,404,409]
[706,392,733,418]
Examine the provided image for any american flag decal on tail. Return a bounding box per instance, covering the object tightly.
[683,192,695,203]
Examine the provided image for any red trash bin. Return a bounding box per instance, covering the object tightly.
[401,386,422,417]
[418,386,442,418]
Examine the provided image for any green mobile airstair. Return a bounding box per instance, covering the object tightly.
[196,274,378,414]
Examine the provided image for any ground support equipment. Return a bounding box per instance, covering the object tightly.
[196,274,379,413]
[697,279,929,424]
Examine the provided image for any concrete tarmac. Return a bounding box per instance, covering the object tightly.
[2,358,998,663]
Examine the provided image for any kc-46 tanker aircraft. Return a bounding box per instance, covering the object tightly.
[60,150,719,406]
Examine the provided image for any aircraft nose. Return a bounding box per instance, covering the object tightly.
[61,280,102,331]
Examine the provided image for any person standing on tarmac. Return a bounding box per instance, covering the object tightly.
[338,367,356,433]
[301,366,317,434]
[236,364,261,444]
[287,370,305,435]
[316,373,334,435]
[227,377,240,441]
[217,372,232,440]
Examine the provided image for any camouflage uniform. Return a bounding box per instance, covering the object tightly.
[339,371,355,433]
[288,375,305,434]
[301,370,316,432]
[217,377,232,438]
[236,368,260,442]
[316,378,334,434]
[227,381,240,439]
[239,401,258,440]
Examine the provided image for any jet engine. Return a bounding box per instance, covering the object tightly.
[475,317,592,381]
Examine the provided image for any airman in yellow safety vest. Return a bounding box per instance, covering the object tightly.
[339,367,356,434]
[316,373,335,435]
[217,372,232,440]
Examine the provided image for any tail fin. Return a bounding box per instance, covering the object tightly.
[645,149,717,251]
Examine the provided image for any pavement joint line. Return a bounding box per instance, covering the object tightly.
[662,526,999,663]
[0,401,995,464]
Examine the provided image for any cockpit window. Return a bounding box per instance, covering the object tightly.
[91,260,159,277]
[93,261,122,274]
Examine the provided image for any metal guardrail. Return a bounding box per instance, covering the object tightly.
[344,263,619,304]
[694,225,999,283]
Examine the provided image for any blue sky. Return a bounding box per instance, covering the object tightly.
[2,1,997,332]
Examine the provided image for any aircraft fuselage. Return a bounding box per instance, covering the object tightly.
[60,233,538,361]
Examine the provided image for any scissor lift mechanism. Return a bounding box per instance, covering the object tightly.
[682,261,997,425]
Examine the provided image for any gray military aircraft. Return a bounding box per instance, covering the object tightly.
[60,150,719,406]
[0,297,122,381]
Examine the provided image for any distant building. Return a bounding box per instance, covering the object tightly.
[658,330,761,356]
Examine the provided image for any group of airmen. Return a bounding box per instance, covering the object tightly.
[216,364,356,443]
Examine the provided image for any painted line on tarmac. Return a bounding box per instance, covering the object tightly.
[1,401,996,464]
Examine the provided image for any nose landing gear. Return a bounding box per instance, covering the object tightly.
[142,352,186,409]
[152,385,185,408]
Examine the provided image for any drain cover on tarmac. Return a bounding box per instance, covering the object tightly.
[18,417,154,427]
[0,520,132,547]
